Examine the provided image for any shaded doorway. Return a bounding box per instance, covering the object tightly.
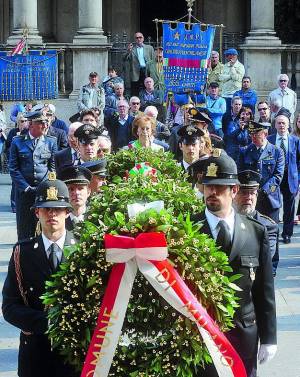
[140,0,187,39]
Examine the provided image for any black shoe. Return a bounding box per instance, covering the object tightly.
[282,235,291,244]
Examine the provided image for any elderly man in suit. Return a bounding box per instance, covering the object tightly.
[2,176,78,377]
[192,151,277,377]
[268,114,300,243]
[123,32,155,96]
[9,111,57,240]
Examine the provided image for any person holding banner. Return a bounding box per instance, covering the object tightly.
[191,151,277,377]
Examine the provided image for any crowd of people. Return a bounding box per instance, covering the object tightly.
[0,30,299,377]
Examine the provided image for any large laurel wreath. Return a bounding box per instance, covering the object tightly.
[42,149,240,376]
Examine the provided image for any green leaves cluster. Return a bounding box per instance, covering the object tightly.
[42,149,240,376]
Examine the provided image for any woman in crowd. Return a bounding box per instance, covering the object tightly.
[224,106,253,160]
[125,115,164,151]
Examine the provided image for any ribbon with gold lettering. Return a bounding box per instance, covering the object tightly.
[80,233,246,377]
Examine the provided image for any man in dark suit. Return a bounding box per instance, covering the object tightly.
[123,32,155,96]
[268,114,300,243]
[45,120,68,151]
[59,165,92,231]
[2,175,78,377]
[234,170,279,276]
[106,100,134,151]
[9,111,57,240]
[238,121,285,223]
[54,122,82,176]
[191,151,277,377]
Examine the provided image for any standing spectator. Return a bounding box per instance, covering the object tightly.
[6,113,29,212]
[268,73,297,124]
[219,48,245,112]
[10,101,34,123]
[238,121,285,223]
[207,50,224,90]
[9,111,57,240]
[192,152,277,377]
[206,82,226,138]
[233,76,258,114]
[2,176,78,377]
[144,105,170,144]
[0,103,7,173]
[97,135,112,159]
[222,96,242,136]
[106,100,134,151]
[139,77,164,116]
[43,114,68,151]
[123,32,155,96]
[77,71,105,125]
[268,114,300,243]
[79,109,99,129]
[104,82,128,118]
[54,122,82,176]
[146,46,165,94]
[129,96,143,118]
[43,104,68,135]
[258,101,272,125]
[102,66,124,97]
[224,106,252,161]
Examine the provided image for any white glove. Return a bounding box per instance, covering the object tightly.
[257,344,277,364]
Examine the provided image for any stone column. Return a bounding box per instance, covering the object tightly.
[240,0,283,98]
[7,0,42,45]
[73,0,106,43]
[71,0,110,98]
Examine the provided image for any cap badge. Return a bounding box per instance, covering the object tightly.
[206,163,218,177]
[212,148,222,157]
[85,130,90,135]
[46,187,58,201]
[48,172,56,181]
[186,125,195,135]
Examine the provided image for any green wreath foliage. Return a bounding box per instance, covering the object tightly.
[42,149,241,376]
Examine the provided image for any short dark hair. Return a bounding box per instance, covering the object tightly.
[108,66,117,72]
[79,109,98,121]
[242,76,251,82]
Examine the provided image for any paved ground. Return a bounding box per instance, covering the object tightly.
[0,173,300,376]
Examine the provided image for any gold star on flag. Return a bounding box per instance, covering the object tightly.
[174,32,180,40]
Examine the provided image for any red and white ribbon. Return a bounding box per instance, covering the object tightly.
[80,233,246,377]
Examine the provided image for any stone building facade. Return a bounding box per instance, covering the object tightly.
[0,0,296,99]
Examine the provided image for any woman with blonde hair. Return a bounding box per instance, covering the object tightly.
[124,115,164,151]
[292,112,300,138]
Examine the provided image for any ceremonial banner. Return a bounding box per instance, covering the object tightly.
[163,22,215,94]
[0,50,58,101]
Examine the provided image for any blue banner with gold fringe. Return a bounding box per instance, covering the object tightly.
[163,22,215,95]
[0,50,58,101]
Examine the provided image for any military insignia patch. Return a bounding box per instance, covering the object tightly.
[212,148,222,157]
[206,163,218,177]
[186,125,196,135]
[46,187,58,201]
[270,185,276,193]
[48,172,56,181]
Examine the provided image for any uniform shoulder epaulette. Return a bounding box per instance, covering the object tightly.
[245,215,265,228]
[45,135,57,140]
[258,213,276,224]
[14,237,35,247]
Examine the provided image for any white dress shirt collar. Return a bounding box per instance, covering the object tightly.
[205,207,235,241]
[42,231,66,258]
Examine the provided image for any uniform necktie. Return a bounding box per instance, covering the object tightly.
[49,243,60,272]
[280,137,287,161]
[216,220,232,255]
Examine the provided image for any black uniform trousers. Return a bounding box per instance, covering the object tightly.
[280,171,296,237]
[15,189,37,240]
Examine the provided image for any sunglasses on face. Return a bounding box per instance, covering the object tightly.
[131,102,140,105]
[20,120,27,122]
[98,148,109,153]
[136,36,143,39]
[280,80,287,82]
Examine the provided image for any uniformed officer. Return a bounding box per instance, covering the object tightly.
[177,125,205,172]
[2,174,78,377]
[82,158,108,194]
[59,165,92,231]
[74,123,102,163]
[234,170,279,276]
[238,120,285,223]
[188,107,225,150]
[9,111,57,240]
[192,153,277,377]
